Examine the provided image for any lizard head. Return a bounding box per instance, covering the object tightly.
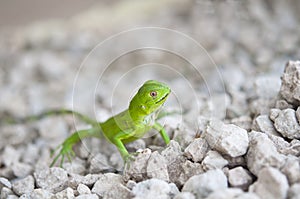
[129,80,171,115]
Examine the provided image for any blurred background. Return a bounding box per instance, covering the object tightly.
[0,0,300,126]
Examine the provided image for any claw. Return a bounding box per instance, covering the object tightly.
[49,142,75,167]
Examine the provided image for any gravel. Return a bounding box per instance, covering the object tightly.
[1,0,300,198]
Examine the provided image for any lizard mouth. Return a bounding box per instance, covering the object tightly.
[155,93,169,104]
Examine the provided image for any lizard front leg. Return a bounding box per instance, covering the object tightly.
[153,122,170,144]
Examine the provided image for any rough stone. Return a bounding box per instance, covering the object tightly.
[205,188,243,199]
[204,120,249,157]
[75,194,99,199]
[132,178,179,199]
[1,145,21,167]
[175,160,204,187]
[91,173,131,199]
[0,177,11,189]
[182,169,227,199]
[184,138,209,163]
[55,187,74,199]
[68,173,102,188]
[249,167,288,199]
[246,131,285,176]
[77,184,91,195]
[174,192,196,199]
[146,151,169,181]
[252,115,280,136]
[20,188,54,199]
[288,183,300,199]
[123,148,151,182]
[1,187,14,199]
[228,166,253,190]
[89,153,111,174]
[202,150,228,171]
[12,162,33,178]
[34,167,68,193]
[12,175,35,196]
[63,157,86,175]
[281,155,300,185]
[254,75,281,99]
[279,60,300,105]
[270,108,300,139]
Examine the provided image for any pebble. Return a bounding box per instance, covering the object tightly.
[132,178,179,199]
[288,183,300,199]
[91,173,131,198]
[123,148,152,182]
[89,153,111,173]
[270,108,300,139]
[279,60,300,105]
[12,175,35,196]
[204,119,249,157]
[228,166,253,190]
[0,177,12,189]
[184,138,209,163]
[75,194,99,199]
[77,183,91,195]
[249,167,288,199]
[281,155,300,185]
[34,167,68,193]
[55,187,74,199]
[12,162,33,178]
[20,188,54,199]
[252,115,280,136]
[182,169,227,199]
[174,192,196,199]
[246,131,285,176]
[146,151,169,181]
[202,150,228,171]
[205,188,243,199]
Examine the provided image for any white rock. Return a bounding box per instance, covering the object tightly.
[279,60,300,105]
[34,167,68,193]
[235,193,261,199]
[161,140,183,164]
[246,131,285,176]
[1,145,21,167]
[12,162,33,178]
[184,138,209,162]
[252,115,280,136]
[55,187,74,199]
[174,192,195,199]
[91,173,131,198]
[204,120,249,157]
[249,167,288,199]
[228,166,253,190]
[202,151,228,171]
[1,187,14,199]
[270,108,300,139]
[123,148,151,182]
[254,75,281,99]
[77,184,91,195]
[182,169,227,199]
[68,173,102,188]
[288,183,300,199]
[132,178,179,199]
[146,151,169,181]
[0,177,11,189]
[76,194,99,199]
[89,153,110,173]
[205,188,243,199]
[21,188,54,199]
[281,156,300,185]
[12,175,35,196]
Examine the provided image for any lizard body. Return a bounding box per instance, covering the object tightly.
[24,80,171,166]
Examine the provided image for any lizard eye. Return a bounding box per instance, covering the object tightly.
[150,91,157,97]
